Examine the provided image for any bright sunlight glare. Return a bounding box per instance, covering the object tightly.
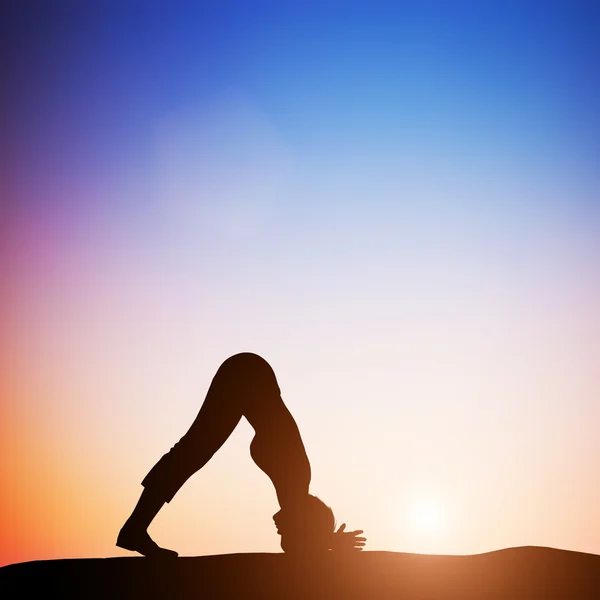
[410,499,442,534]
[396,486,452,545]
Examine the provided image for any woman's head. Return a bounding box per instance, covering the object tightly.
[273,495,335,553]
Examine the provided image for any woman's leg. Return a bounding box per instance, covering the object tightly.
[116,488,176,557]
[117,353,275,556]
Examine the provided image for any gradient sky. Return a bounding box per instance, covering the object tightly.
[2,0,599,567]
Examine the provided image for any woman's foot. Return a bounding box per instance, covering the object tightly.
[117,524,178,559]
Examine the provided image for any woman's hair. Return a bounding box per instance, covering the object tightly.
[275,494,335,553]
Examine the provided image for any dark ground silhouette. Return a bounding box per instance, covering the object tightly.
[2,546,600,599]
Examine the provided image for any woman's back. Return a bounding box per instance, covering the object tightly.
[249,406,311,507]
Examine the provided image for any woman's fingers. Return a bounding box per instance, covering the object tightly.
[335,524,367,550]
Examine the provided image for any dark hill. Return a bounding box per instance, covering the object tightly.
[2,546,599,599]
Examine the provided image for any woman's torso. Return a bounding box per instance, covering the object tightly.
[249,410,311,506]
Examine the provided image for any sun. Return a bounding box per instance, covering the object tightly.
[409,498,442,534]
[398,487,448,538]
[393,487,455,553]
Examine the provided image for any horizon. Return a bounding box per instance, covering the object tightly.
[2,0,599,567]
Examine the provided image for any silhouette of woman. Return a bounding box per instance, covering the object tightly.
[117,352,365,557]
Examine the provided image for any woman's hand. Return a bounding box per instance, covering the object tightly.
[331,523,367,552]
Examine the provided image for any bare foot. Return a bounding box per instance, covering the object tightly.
[117,524,178,559]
